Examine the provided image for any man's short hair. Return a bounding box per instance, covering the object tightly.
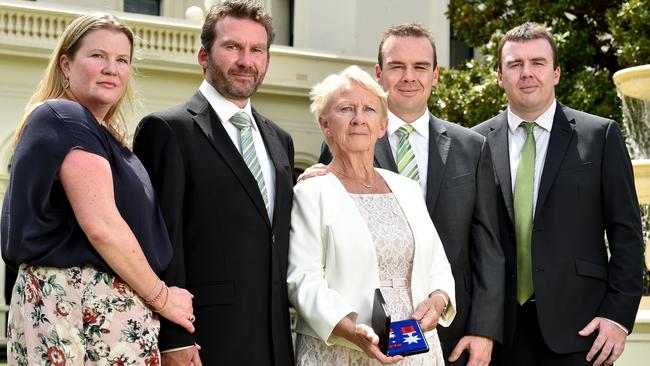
[377,23,437,69]
[201,0,274,52]
[497,22,558,70]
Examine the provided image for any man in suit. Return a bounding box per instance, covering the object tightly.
[319,23,505,366]
[472,22,643,366]
[133,1,295,365]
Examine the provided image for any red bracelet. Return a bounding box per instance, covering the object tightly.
[153,285,170,313]
[146,281,166,305]
[144,279,161,302]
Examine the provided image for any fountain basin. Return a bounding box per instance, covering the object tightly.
[613,65,650,101]
[633,159,650,204]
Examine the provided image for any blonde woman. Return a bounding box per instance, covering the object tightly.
[288,65,456,365]
[2,13,195,365]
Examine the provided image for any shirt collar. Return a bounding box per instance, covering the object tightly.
[387,109,430,139]
[199,80,256,130]
[507,99,556,134]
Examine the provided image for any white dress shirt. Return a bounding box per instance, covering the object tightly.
[387,109,430,198]
[199,80,276,220]
[507,101,555,216]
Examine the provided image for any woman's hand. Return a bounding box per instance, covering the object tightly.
[155,286,195,334]
[353,324,404,364]
[411,291,448,331]
[60,149,197,333]
[333,316,403,364]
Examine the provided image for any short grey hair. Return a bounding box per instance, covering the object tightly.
[309,65,388,121]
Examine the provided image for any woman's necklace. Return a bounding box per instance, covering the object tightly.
[329,166,377,189]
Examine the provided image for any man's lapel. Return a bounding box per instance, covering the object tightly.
[254,108,292,226]
[374,135,398,171]
[487,111,515,224]
[190,93,271,227]
[425,114,451,213]
[534,103,575,220]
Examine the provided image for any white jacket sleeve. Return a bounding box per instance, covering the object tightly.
[287,182,356,343]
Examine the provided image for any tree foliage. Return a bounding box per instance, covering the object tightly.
[430,60,507,127]
[608,0,650,67]
[431,0,650,127]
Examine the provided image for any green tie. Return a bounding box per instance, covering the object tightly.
[395,124,420,182]
[514,122,536,304]
[230,112,269,209]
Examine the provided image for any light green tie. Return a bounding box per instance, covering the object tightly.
[514,122,536,304]
[230,112,269,209]
[395,124,420,182]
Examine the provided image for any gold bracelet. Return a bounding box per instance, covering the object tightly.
[153,284,170,313]
[144,279,161,302]
[146,280,165,305]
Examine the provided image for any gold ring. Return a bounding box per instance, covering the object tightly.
[188,315,195,323]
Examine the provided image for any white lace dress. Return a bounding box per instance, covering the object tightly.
[294,193,444,366]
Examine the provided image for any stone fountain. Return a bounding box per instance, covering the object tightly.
[613,64,650,303]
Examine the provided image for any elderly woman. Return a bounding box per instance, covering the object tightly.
[2,13,195,365]
[288,65,456,365]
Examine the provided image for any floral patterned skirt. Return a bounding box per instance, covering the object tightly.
[7,264,161,366]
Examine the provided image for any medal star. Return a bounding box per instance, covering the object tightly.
[403,333,421,345]
[390,331,397,343]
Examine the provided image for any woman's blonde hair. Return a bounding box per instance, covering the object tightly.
[13,13,135,149]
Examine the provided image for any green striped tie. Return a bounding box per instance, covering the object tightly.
[395,124,420,182]
[514,122,536,304]
[230,112,269,209]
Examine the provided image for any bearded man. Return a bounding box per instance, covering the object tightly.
[133,1,295,365]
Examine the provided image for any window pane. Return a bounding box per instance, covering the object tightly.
[124,0,160,16]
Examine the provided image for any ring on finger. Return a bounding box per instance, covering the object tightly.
[188,314,196,323]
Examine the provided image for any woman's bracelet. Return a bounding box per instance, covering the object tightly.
[144,279,162,303]
[145,280,165,306]
[152,285,170,313]
[430,292,449,313]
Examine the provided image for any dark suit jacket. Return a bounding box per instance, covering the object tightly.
[320,113,505,363]
[133,91,295,365]
[472,102,643,353]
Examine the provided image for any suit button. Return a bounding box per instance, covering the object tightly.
[271,234,276,244]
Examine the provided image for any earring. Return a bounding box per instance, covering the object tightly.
[63,78,70,89]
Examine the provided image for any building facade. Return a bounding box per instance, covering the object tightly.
[0,1,648,364]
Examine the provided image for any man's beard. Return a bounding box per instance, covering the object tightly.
[210,61,265,100]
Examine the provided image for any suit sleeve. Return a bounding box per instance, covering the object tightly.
[598,121,643,332]
[133,115,195,350]
[466,140,506,342]
[318,141,333,164]
[288,132,296,183]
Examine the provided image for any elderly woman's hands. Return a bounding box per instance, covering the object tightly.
[411,290,449,332]
[333,315,404,364]
[153,285,196,334]
[353,324,405,365]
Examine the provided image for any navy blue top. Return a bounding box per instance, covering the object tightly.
[1,100,172,274]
